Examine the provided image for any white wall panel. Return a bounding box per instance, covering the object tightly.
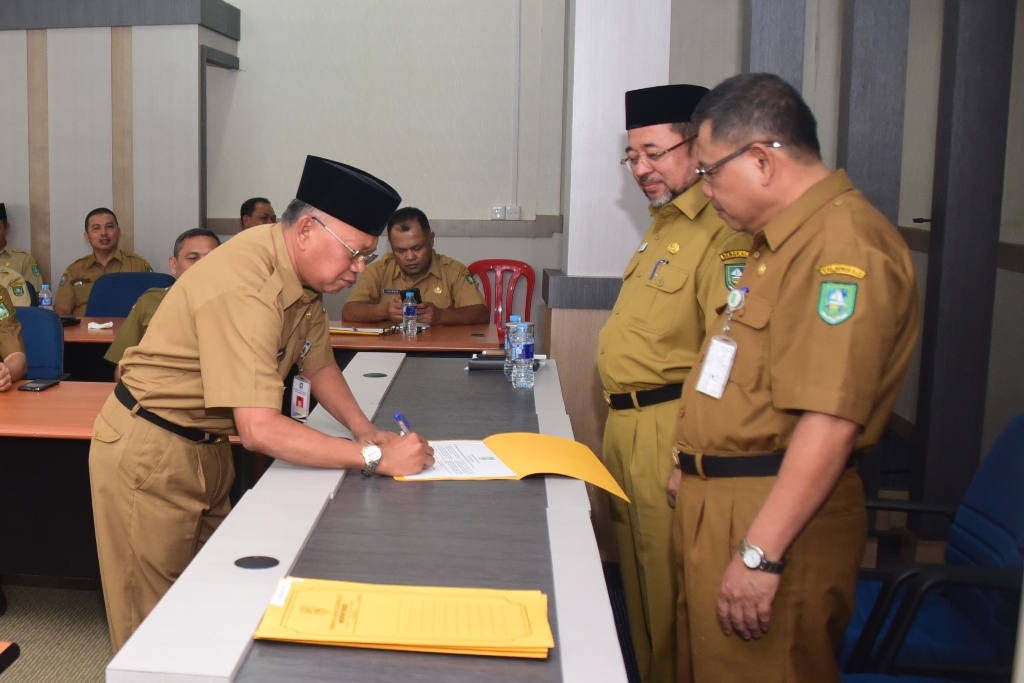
[47,27,113,278]
[565,0,671,276]
[132,24,200,271]
[0,30,32,252]
[669,0,743,89]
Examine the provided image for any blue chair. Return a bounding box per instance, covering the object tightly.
[85,272,174,318]
[841,413,1024,681]
[14,306,64,379]
[25,281,38,307]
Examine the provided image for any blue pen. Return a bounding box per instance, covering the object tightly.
[649,259,669,280]
[394,413,412,436]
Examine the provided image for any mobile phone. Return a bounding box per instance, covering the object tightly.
[383,287,422,304]
[18,378,62,392]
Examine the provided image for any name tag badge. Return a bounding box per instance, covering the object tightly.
[695,336,737,400]
[291,374,311,421]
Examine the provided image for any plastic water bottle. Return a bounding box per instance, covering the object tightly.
[512,322,535,389]
[39,284,53,310]
[504,315,522,377]
[401,292,418,335]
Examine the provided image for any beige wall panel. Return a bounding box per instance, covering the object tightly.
[26,30,51,285]
[0,31,33,255]
[47,27,113,280]
[803,0,842,169]
[897,0,942,228]
[206,0,525,223]
[1000,0,1024,244]
[132,24,201,271]
[111,26,134,253]
[564,0,671,276]
[669,0,743,89]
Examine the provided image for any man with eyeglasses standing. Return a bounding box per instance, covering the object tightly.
[597,84,751,683]
[88,155,435,651]
[670,73,918,682]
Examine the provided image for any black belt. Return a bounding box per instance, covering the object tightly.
[115,382,226,444]
[607,383,682,411]
[676,451,861,478]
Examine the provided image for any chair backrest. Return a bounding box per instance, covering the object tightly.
[14,306,64,379]
[467,259,535,327]
[85,272,175,318]
[945,412,1024,659]
[25,281,38,307]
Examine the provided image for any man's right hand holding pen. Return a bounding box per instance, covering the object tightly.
[372,412,434,476]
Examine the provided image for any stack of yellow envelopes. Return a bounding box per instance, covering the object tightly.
[254,577,555,659]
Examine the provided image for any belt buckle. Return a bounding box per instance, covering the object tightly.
[603,391,612,406]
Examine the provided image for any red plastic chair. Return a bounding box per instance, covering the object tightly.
[467,259,535,327]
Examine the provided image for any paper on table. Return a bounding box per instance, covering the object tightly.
[254,577,554,658]
[402,441,517,480]
[397,433,629,502]
[87,321,113,329]
[329,326,387,335]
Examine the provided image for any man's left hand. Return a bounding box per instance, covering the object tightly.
[356,428,399,445]
[717,553,781,640]
[416,302,442,325]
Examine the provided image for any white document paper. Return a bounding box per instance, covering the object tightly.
[402,441,517,480]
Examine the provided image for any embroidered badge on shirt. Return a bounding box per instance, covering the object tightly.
[462,269,475,284]
[0,302,9,320]
[719,250,749,261]
[819,282,858,325]
[31,264,41,277]
[11,283,24,297]
[60,272,68,286]
[724,264,745,290]
[819,263,866,279]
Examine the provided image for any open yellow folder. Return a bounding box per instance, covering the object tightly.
[253,577,554,659]
[396,432,629,502]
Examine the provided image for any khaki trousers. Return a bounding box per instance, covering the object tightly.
[602,400,679,683]
[674,467,867,683]
[89,394,233,651]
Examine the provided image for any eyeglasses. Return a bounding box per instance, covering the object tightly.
[620,136,695,168]
[695,140,781,181]
[312,216,378,265]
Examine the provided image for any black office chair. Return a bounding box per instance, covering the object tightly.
[840,413,1024,681]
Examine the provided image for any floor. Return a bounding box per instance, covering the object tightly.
[0,584,110,683]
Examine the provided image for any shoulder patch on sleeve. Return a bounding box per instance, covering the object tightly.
[819,263,865,279]
[719,250,749,261]
[819,282,858,324]
[462,268,475,284]
[60,271,68,286]
[31,264,41,277]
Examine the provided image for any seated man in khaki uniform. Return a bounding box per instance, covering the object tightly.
[342,207,488,325]
[0,284,27,392]
[0,203,43,304]
[104,228,222,381]
[240,197,276,230]
[89,155,435,651]
[54,207,153,316]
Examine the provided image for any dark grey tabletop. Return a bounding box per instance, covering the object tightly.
[235,358,563,682]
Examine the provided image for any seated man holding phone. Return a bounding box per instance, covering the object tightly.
[342,207,488,325]
[0,284,27,392]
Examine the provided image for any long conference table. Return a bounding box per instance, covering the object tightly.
[104,353,625,682]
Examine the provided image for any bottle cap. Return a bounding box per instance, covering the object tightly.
[510,315,521,323]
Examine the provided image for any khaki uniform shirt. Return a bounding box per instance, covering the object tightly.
[0,244,43,293]
[120,224,334,435]
[597,180,753,394]
[675,170,919,456]
[346,251,485,310]
[56,249,153,316]
[0,285,24,361]
[104,287,168,367]
[0,266,34,306]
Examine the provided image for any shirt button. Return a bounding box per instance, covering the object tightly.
[678,407,685,418]
[752,251,760,259]
[656,278,664,286]
[654,234,662,240]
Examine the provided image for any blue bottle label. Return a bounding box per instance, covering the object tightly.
[403,304,417,316]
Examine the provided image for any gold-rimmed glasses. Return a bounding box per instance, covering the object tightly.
[311,216,378,265]
[620,135,696,168]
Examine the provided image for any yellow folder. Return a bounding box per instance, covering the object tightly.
[254,577,554,659]
[396,432,629,502]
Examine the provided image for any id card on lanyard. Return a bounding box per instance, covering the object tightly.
[291,340,312,421]
[696,288,746,400]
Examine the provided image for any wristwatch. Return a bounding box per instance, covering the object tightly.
[738,538,786,574]
[361,443,383,477]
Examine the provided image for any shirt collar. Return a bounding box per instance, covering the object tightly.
[761,169,854,251]
[648,178,712,221]
[271,223,309,307]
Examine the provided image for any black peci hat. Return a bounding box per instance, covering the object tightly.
[625,84,709,130]
[0,203,6,222]
[295,156,401,236]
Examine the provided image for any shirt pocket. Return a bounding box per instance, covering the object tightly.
[629,263,690,336]
[726,292,772,388]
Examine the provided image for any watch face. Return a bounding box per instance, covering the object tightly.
[363,444,383,463]
[741,547,761,569]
